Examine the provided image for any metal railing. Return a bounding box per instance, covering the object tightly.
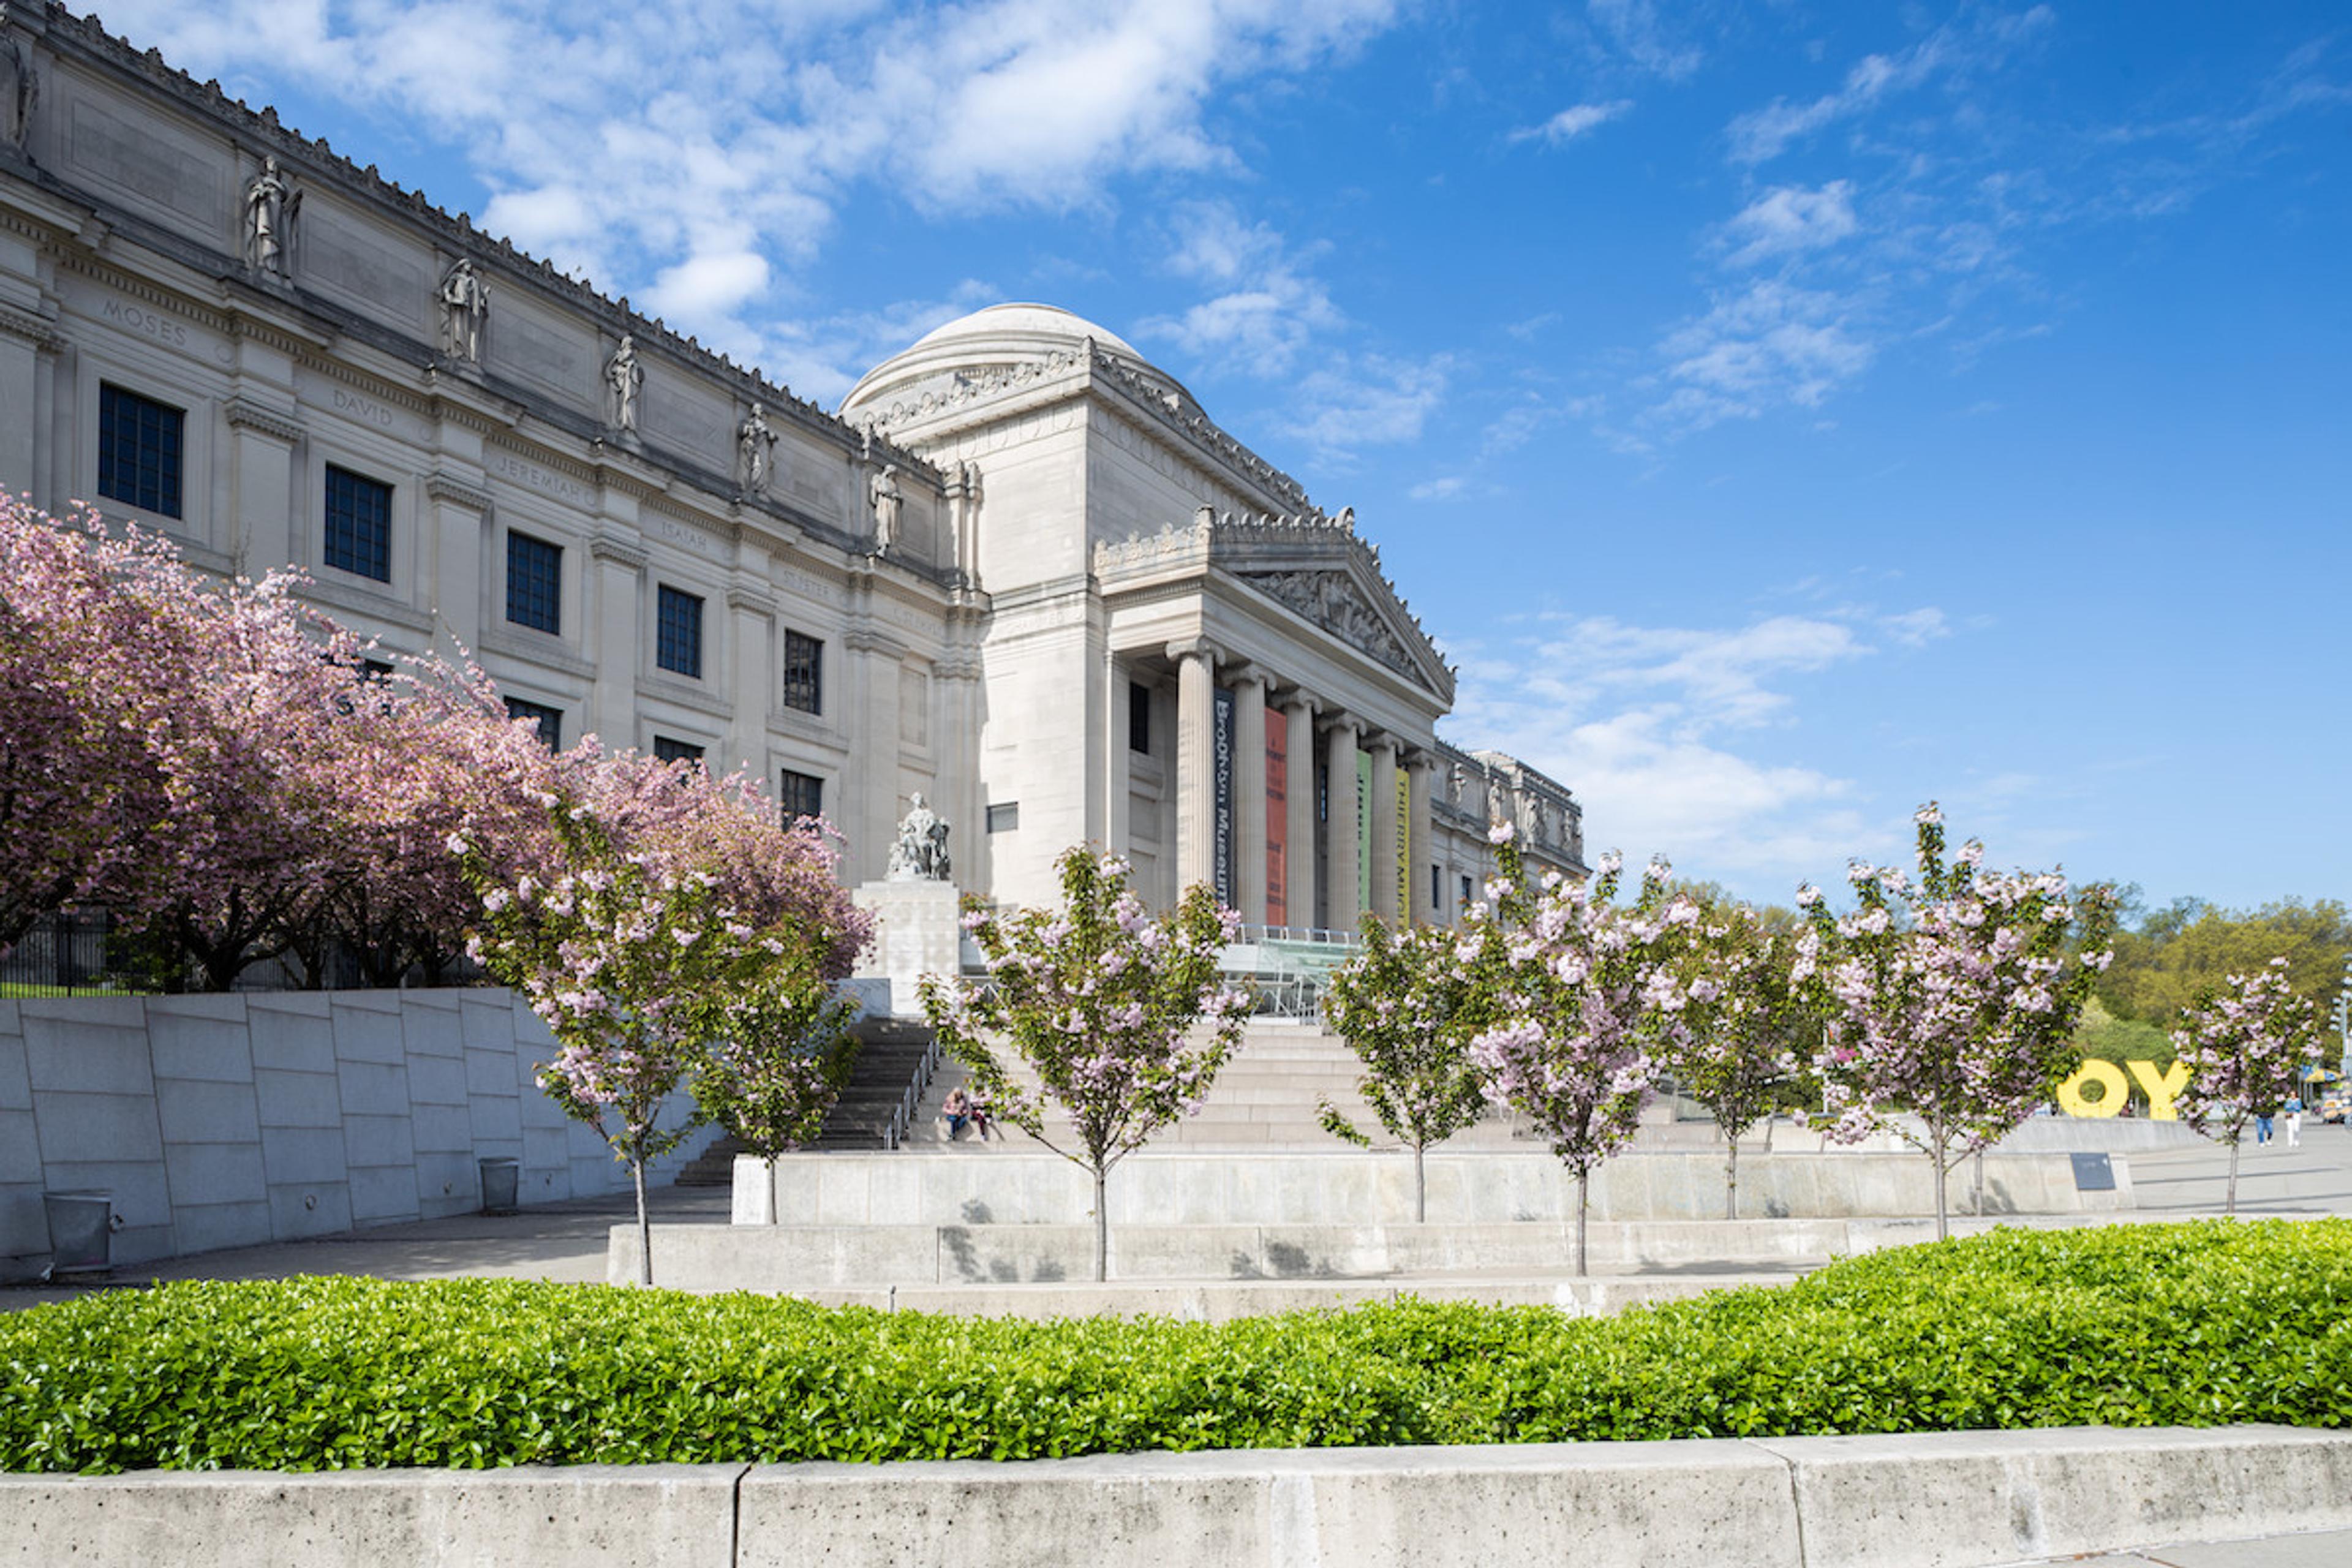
[883,1033,943,1151]
[1,911,134,995]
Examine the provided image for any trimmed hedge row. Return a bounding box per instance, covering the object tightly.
[3,1220,2347,1474]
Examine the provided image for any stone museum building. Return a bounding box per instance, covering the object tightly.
[0,4,1585,927]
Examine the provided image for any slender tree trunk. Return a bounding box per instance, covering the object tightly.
[2226,1137,2240,1215]
[1931,1126,1950,1242]
[633,1158,652,1287]
[1972,1148,1985,1216]
[1762,1115,1776,1155]
[1093,1165,1108,1282]
[1575,1169,1590,1277]
[1725,1134,1738,1221]
[1414,1143,1427,1224]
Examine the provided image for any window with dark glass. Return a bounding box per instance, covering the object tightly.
[656,585,703,679]
[1431,864,1441,913]
[986,802,1019,834]
[505,696,562,749]
[1460,873,1474,910]
[653,736,706,767]
[323,466,393,582]
[98,384,186,518]
[505,532,562,634]
[1129,680,1151,753]
[782,630,823,714]
[780,769,824,824]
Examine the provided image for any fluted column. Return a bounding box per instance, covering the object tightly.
[1171,641,1218,894]
[1407,749,1434,925]
[1323,714,1362,930]
[1280,695,1317,930]
[1231,667,1270,925]
[1367,733,1401,925]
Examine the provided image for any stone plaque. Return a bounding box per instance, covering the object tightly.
[301,207,429,330]
[68,97,220,229]
[2069,1153,2116,1192]
[645,374,731,467]
[491,298,594,404]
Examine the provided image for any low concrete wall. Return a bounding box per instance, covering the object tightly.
[616,1213,2134,1294]
[736,1147,2132,1230]
[8,1426,2349,1567]
[0,992,699,1278]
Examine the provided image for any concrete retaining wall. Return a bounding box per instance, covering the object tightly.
[735,1147,2132,1229]
[7,1426,2348,1567]
[0,992,699,1278]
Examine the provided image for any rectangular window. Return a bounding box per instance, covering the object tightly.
[1431,864,1441,913]
[505,532,562,634]
[782,630,823,714]
[656,585,704,679]
[986,802,1019,834]
[97,384,185,518]
[780,769,824,824]
[653,736,706,768]
[323,466,393,582]
[504,697,562,750]
[1460,873,1474,910]
[1129,680,1151,753]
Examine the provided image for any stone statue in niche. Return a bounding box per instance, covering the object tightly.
[243,154,300,275]
[886,793,951,881]
[1447,761,1464,808]
[604,334,642,431]
[0,19,36,151]
[438,258,488,362]
[737,402,777,494]
[869,462,902,554]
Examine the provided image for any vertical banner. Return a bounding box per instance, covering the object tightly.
[1354,747,1372,916]
[1396,771,1410,922]
[1212,685,1235,909]
[1265,715,1288,927]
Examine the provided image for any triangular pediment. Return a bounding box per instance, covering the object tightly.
[1217,526,1453,703]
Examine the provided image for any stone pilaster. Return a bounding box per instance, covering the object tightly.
[423,473,491,654]
[726,582,775,777]
[845,625,907,884]
[224,398,303,579]
[586,530,646,748]
[1103,647,1131,863]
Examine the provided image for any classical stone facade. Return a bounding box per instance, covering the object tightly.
[0,4,1580,924]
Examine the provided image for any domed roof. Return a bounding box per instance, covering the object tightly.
[840,301,1177,421]
[907,303,1142,362]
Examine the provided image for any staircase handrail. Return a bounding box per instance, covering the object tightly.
[883,1031,943,1151]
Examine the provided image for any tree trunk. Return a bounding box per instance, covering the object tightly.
[1762,1115,1776,1155]
[1092,1165,1109,1283]
[1972,1147,1985,1216]
[1575,1169,1590,1277]
[1931,1131,1950,1242]
[2226,1137,2240,1215]
[1725,1134,1738,1222]
[632,1158,652,1287]
[1414,1144,1427,1224]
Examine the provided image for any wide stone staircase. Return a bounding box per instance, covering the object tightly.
[673,1019,940,1184]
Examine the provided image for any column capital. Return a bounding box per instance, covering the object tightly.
[1363,731,1403,758]
[1322,710,1363,738]
[587,531,649,571]
[725,585,776,617]
[423,473,492,513]
[1164,637,1221,667]
[1272,686,1317,715]
[1226,663,1274,693]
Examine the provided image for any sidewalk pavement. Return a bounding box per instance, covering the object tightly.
[2054,1532,2352,1566]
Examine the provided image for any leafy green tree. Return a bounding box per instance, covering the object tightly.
[2100,897,2352,1028]
[693,971,862,1163]
[1319,918,1499,1222]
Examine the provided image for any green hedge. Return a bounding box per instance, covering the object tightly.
[4,1221,2347,1474]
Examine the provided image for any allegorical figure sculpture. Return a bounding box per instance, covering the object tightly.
[243,154,299,275]
[604,333,642,432]
[886,793,951,881]
[439,257,488,362]
[869,462,902,554]
[0,20,37,150]
[737,402,777,494]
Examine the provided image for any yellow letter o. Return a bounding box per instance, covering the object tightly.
[2058,1058,2130,1118]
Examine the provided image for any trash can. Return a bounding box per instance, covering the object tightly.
[43,1191,115,1275]
[478,1158,521,1216]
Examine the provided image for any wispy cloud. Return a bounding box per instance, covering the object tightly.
[1444,605,1950,887]
[1511,99,1634,146]
[1719,181,1860,267]
[1585,0,1703,82]
[1136,202,1344,376]
[1279,352,1454,456]
[1645,279,1879,434]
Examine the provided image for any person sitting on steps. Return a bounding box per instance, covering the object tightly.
[943,1087,974,1142]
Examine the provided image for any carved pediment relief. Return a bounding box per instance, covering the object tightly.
[1237,568,1421,682]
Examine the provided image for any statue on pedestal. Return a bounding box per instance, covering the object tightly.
[886,793,951,881]
[605,334,643,432]
[737,402,777,495]
[243,154,300,276]
[439,258,488,362]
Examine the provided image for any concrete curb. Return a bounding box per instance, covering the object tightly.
[7,1426,2348,1567]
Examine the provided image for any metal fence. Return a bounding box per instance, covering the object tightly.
[0,910,135,995]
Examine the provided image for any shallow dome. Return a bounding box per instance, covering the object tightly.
[840,301,1177,420]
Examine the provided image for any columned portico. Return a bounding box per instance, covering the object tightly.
[1406,749,1434,924]
[1366,733,1401,924]
[1230,667,1271,925]
[1280,694,1317,929]
[1171,639,1219,892]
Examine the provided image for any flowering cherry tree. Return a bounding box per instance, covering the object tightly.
[1320,917,1499,1223]
[922,848,1251,1281]
[1470,826,1684,1276]
[1656,897,1820,1219]
[1804,804,2118,1239]
[2171,957,2318,1213]
[691,965,862,1162]
[461,746,869,1284]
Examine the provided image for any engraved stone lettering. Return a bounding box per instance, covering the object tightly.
[99,296,191,348]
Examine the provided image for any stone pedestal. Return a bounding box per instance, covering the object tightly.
[851,880,962,1019]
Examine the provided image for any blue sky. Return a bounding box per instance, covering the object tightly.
[94,1,2350,914]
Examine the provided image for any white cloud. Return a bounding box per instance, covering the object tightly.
[88,0,1405,372]
[1444,606,1948,889]
[1279,353,1453,454]
[1511,99,1634,146]
[1720,181,1860,267]
[1137,203,1343,375]
[1585,0,1703,81]
[1647,280,1877,433]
